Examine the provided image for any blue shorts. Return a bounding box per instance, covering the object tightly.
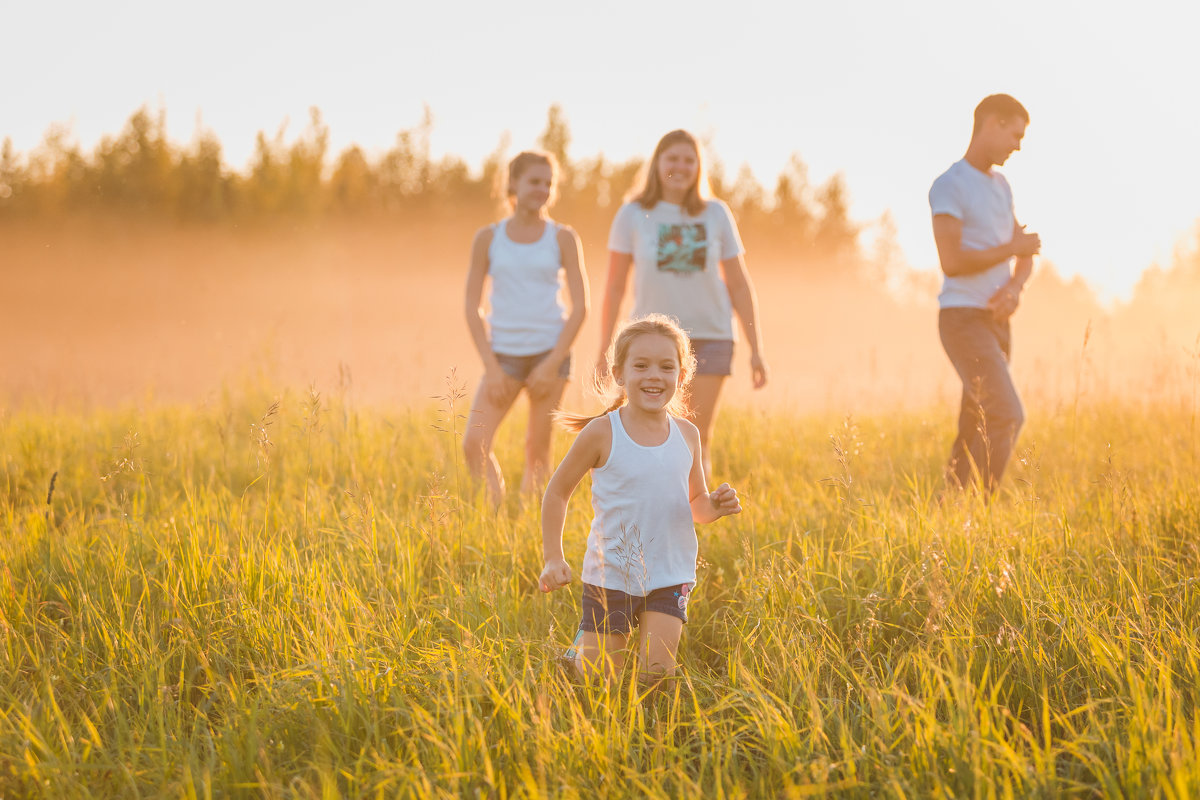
[579,582,693,635]
[493,350,571,382]
[690,338,733,377]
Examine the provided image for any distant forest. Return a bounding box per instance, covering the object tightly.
[0,105,873,267]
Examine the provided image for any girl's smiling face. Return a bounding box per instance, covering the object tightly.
[512,163,554,212]
[655,142,698,199]
[615,332,682,413]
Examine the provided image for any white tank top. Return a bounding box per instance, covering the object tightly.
[486,219,566,356]
[581,410,698,595]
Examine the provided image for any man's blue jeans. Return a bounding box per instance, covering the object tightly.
[939,308,1025,491]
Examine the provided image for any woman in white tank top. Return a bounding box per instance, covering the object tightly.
[463,151,589,506]
[538,315,743,682]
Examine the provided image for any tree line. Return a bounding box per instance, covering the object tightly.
[0,104,867,264]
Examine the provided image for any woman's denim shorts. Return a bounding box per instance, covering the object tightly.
[493,350,571,382]
[689,338,733,377]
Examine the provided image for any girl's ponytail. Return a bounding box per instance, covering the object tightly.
[556,395,624,433]
[556,368,627,432]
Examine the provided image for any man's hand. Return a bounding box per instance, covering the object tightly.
[987,284,1021,322]
[1011,223,1041,258]
[539,558,573,592]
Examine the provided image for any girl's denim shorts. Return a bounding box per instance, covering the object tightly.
[579,582,693,635]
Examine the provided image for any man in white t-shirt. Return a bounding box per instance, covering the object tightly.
[929,94,1041,492]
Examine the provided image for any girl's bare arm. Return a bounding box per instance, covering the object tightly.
[539,418,610,591]
[681,419,742,523]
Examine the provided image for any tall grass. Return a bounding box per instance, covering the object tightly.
[1,389,1198,797]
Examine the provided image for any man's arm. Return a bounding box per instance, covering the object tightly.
[932,215,1040,277]
[988,217,1039,321]
[986,255,1034,321]
[1010,254,1033,289]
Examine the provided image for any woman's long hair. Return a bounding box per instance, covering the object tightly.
[628,130,711,216]
[557,314,697,432]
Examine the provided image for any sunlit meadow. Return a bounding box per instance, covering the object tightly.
[5,106,1200,797]
[3,374,1199,796]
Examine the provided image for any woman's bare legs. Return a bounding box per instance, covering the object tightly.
[462,375,523,505]
[521,377,569,495]
[689,374,726,480]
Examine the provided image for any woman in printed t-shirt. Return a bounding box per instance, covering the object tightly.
[596,130,768,478]
[463,151,589,505]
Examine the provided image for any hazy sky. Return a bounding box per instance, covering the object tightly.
[6,0,1199,300]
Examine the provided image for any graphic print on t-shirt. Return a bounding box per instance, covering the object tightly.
[656,223,707,273]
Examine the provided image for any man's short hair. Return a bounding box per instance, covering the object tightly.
[972,94,1029,137]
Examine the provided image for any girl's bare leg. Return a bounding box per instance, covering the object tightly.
[462,376,523,505]
[636,611,684,680]
[573,630,628,680]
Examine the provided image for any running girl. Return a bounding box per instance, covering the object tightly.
[463,151,589,504]
[597,130,769,479]
[539,314,742,679]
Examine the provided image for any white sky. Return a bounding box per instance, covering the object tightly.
[5,0,1199,300]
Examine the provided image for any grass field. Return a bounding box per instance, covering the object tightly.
[3,384,1200,797]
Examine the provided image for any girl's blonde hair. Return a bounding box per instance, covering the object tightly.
[501,150,559,209]
[629,130,711,217]
[558,314,697,432]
